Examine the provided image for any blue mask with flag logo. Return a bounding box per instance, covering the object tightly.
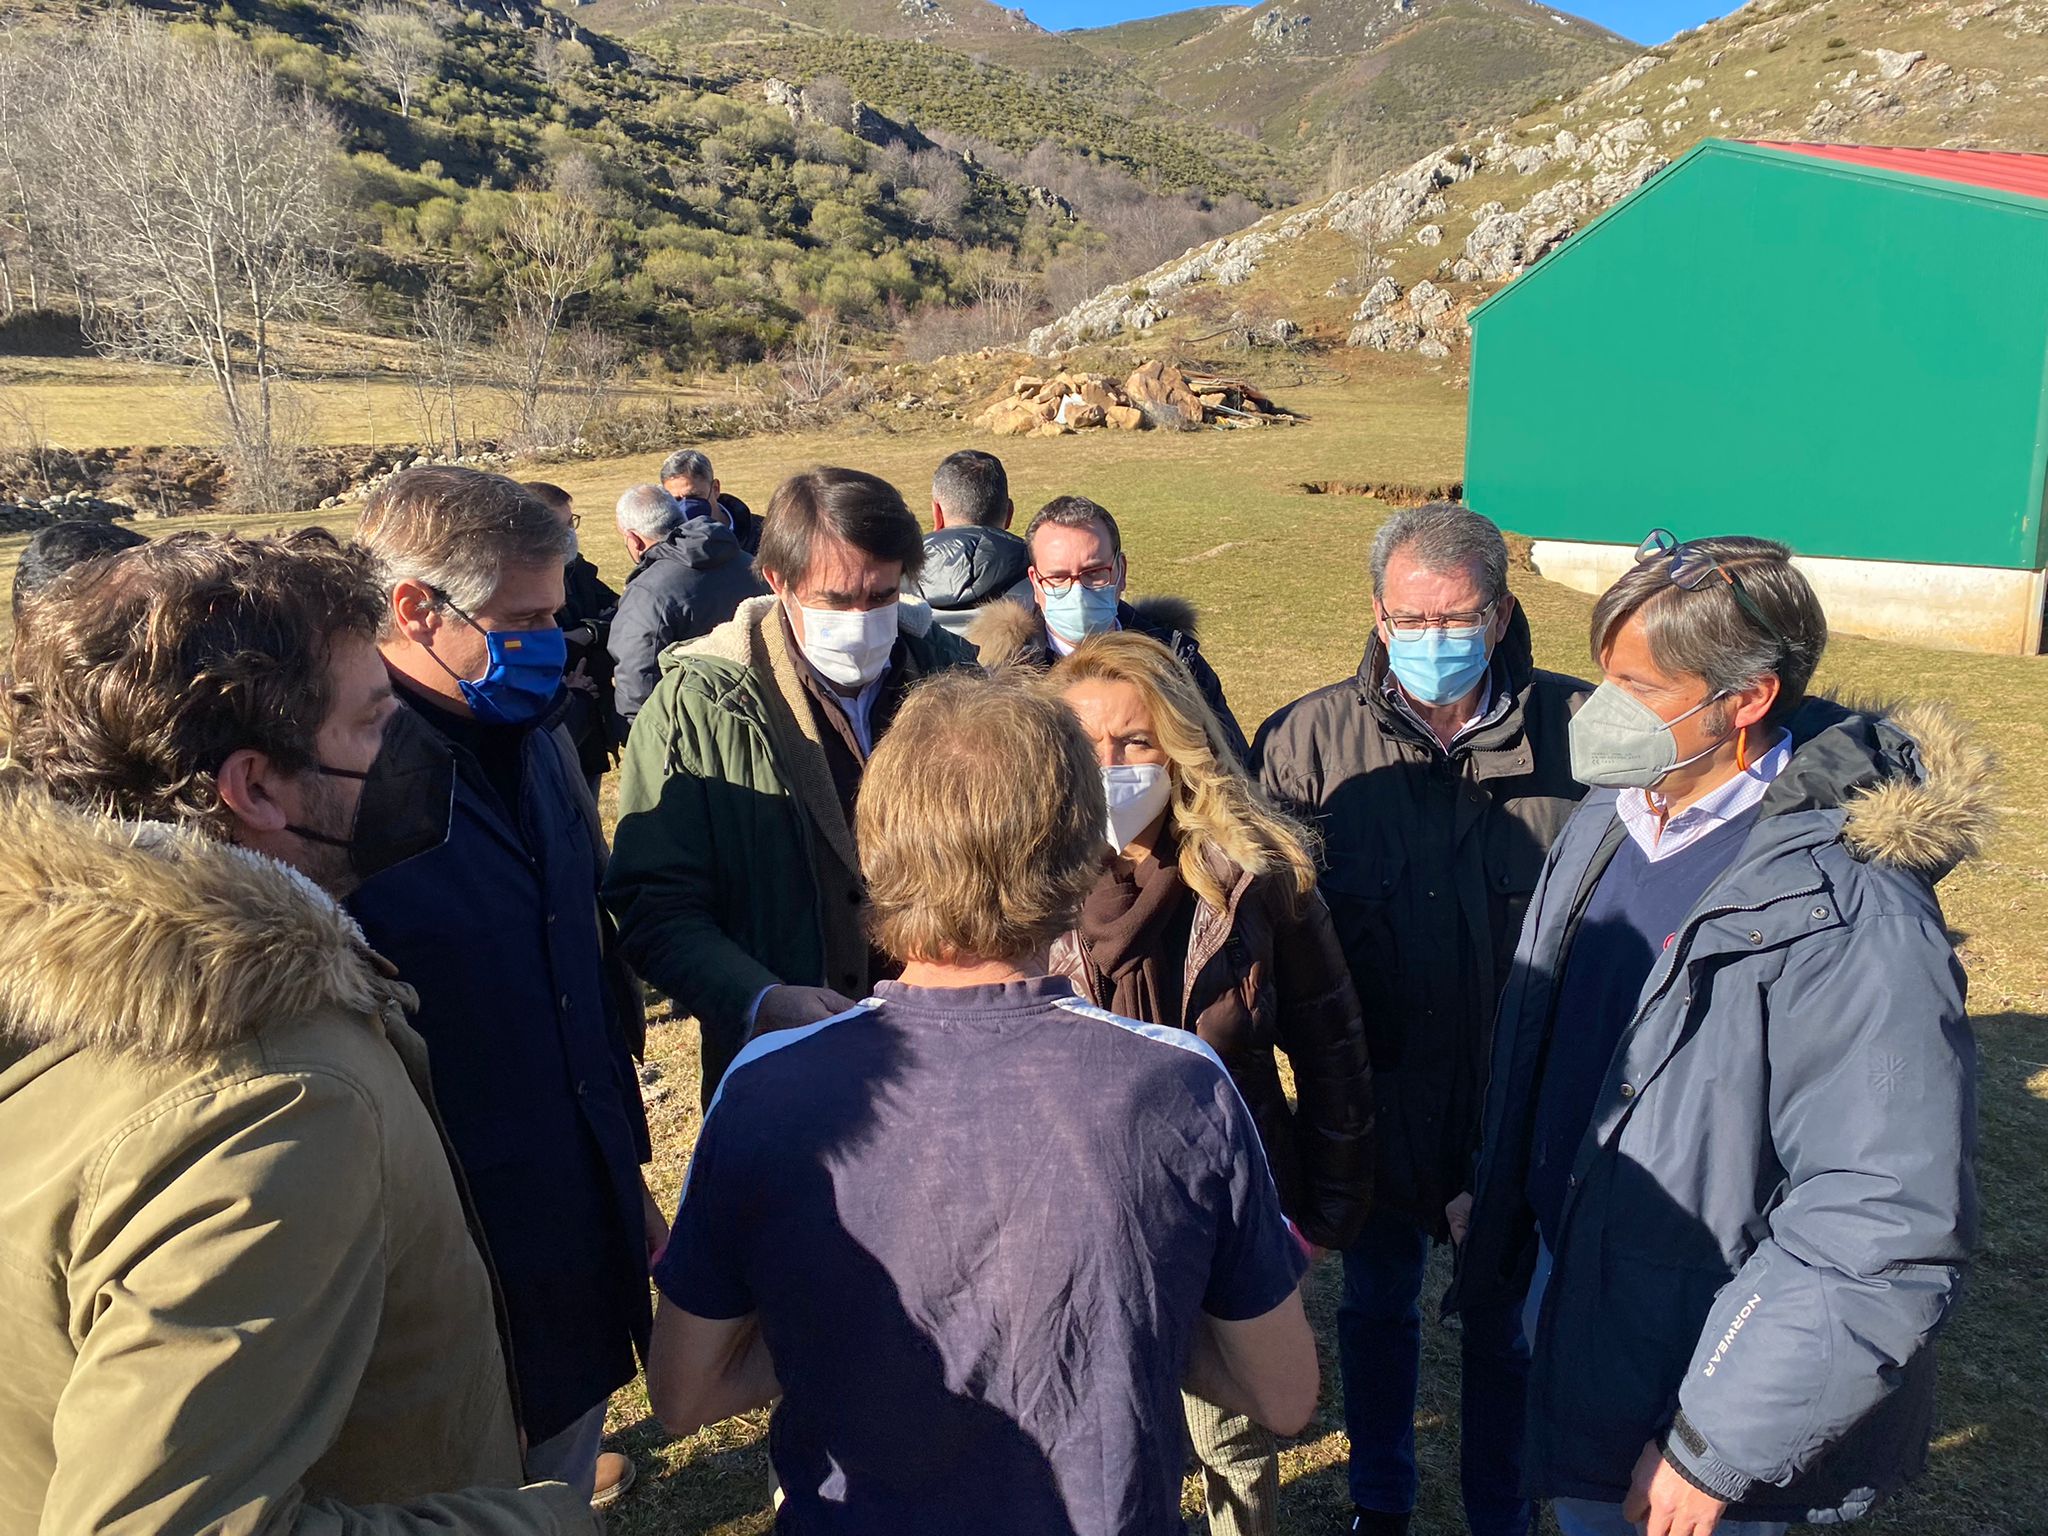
[433,594,567,726]
[459,625,567,725]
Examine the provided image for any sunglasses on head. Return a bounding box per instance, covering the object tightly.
[1634,528,1788,657]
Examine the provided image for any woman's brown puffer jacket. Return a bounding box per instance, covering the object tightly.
[1051,849,1375,1250]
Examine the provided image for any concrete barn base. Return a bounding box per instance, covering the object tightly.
[1529,540,2048,657]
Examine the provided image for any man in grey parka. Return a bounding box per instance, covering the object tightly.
[1449,532,1986,1536]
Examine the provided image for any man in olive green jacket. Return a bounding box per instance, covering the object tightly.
[606,467,974,1104]
[0,530,593,1535]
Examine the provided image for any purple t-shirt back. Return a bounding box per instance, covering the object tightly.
[654,975,1307,1535]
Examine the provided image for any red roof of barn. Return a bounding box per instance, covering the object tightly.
[1745,141,2048,202]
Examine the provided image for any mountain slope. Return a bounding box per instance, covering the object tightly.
[1031,0,2048,358]
[1069,0,1636,177]
[596,0,1632,191]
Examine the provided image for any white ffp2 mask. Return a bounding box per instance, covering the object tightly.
[1103,764,1171,853]
[795,600,898,689]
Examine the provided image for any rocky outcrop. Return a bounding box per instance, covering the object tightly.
[1251,9,1311,48]
[1032,1,2008,366]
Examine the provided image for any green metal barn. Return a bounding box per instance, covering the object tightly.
[1463,138,2048,654]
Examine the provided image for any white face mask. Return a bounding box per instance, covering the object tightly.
[794,599,898,689]
[1103,764,1172,853]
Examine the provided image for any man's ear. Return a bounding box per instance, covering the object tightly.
[1730,673,1782,732]
[763,569,788,601]
[391,579,441,648]
[215,747,291,837]
[931,499,947,530]
[1001,498,1015,531]
[1493,591,1518,640]
[711,477,721,498]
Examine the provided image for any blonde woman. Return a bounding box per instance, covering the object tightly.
[1049,632,1375,1536]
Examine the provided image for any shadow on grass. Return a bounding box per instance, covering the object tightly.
[1863,1010,2048,1536]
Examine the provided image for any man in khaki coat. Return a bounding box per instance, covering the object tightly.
[0,529,596,1534]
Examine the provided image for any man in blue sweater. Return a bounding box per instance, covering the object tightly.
[1451,532,1981,1536]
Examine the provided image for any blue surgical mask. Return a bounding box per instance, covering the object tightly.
[1384,624,1493,707]
[1042,582,1120,645]
[433,596,567,726]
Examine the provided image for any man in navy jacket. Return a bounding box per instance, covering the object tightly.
[350,468,658,1506]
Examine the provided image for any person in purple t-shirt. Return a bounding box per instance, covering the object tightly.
[645,670,1317,1534]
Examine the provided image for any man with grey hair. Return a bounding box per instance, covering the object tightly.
[661,447,759,553]
[1451,532,1979,1536]
[350,467,661,1511]
[609,481,766,725]
[1253,500,1589,1536]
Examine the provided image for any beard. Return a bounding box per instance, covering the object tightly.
[290,772,363,898]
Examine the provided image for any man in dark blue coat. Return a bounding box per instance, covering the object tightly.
[1450,534,1982,1536]
[350,467,657,1507]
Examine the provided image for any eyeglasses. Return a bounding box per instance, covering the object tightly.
[1378,597,1498,642]
[1036,566,1119,597]
[1634,529,1788,655]
[567,512,582,529]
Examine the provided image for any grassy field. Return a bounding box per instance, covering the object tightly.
[0,354,711,451]
[2,361,2042,1534]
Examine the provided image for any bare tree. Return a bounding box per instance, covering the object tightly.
[493,188,611,445]
[35,16,347,509]
[0,390,65,498]
[407,276,473,455]
[804,75,856,131]
[527,320,625,446]
[350,3,446,120]
[0,37,54,316]
[779,315,846,406]
[910,149,970,239]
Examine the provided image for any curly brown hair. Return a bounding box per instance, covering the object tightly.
[3,528,385,835]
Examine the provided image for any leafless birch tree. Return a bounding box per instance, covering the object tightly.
[349,3,446,120]
[33,16,346,506]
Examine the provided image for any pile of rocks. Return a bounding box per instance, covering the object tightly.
[0,492,135,535]
[316,447,517,510]
[974,362,1298,437]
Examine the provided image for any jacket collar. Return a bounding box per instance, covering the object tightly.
[0,785,409,1060]
[631,517,742,581]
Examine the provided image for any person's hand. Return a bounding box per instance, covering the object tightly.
[752,985,857,1036]
[1623,1440,1727,1536]
[564,657,599,697]
[1445,1191,1474,1245]
[642,1178,671,1271]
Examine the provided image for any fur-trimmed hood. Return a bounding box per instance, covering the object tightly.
[0,786,406,1061]
[966,593,1201,668]
[1767,696,1994,881]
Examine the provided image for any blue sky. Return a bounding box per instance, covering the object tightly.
[1021,0,1729,45]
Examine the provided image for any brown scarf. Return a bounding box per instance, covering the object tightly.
[1077,845,1193,1029]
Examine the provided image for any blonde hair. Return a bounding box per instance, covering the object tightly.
[1051,631,1318,912]
[858,671,1107,965]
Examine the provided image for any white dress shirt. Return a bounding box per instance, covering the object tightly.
[1616,729,1792,863]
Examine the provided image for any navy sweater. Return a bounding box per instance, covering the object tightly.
[1526,809,1757,1242]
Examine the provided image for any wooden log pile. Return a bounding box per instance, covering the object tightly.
[973,361,1301,437]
